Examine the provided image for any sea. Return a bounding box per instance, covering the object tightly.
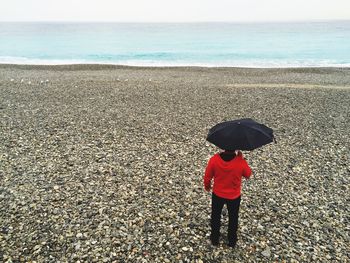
[0,21,349,67]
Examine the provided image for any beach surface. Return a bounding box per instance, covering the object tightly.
[0,65,349,262]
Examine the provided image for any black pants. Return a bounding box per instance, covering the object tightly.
[211,193,241,244]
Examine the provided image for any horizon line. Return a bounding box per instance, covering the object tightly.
[1,19,350,24]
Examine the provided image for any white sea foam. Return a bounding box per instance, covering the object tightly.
[1,56,350,68]
[0,56,88,65]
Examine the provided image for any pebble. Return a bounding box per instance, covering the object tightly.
[1,66,349,262]
[262,248,271,257]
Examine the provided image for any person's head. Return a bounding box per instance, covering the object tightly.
[222,149,236,155]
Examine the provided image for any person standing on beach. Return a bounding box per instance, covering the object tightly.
[204,150,251,248]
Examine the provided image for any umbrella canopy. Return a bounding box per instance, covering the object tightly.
[206,118,275,151]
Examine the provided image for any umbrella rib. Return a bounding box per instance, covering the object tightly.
[241,128,254,150]
[239,123,273,139]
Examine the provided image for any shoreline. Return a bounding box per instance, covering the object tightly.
[1,63,350,70]
[1,64,350,87]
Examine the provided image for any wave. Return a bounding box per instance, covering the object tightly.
[1,56,350,68]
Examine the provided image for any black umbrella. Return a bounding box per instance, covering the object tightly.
[206,118,275,151]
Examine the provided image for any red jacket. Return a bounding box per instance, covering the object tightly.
[204,153,252,200]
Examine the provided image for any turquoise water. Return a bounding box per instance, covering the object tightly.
[0,22,349,67]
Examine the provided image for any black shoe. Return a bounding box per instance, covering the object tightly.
[210,237,219,246]
[210,234,219,246]
[211,240,219,246]
[228,241,236,248]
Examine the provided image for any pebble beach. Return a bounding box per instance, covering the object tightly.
[0,65,349,262]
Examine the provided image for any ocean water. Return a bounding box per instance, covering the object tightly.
[0,21,350,67]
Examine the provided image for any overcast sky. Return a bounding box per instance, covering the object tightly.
[1,0,350,22]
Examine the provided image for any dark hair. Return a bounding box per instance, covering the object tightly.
[224,149,236,154]
[220,150,236,161]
